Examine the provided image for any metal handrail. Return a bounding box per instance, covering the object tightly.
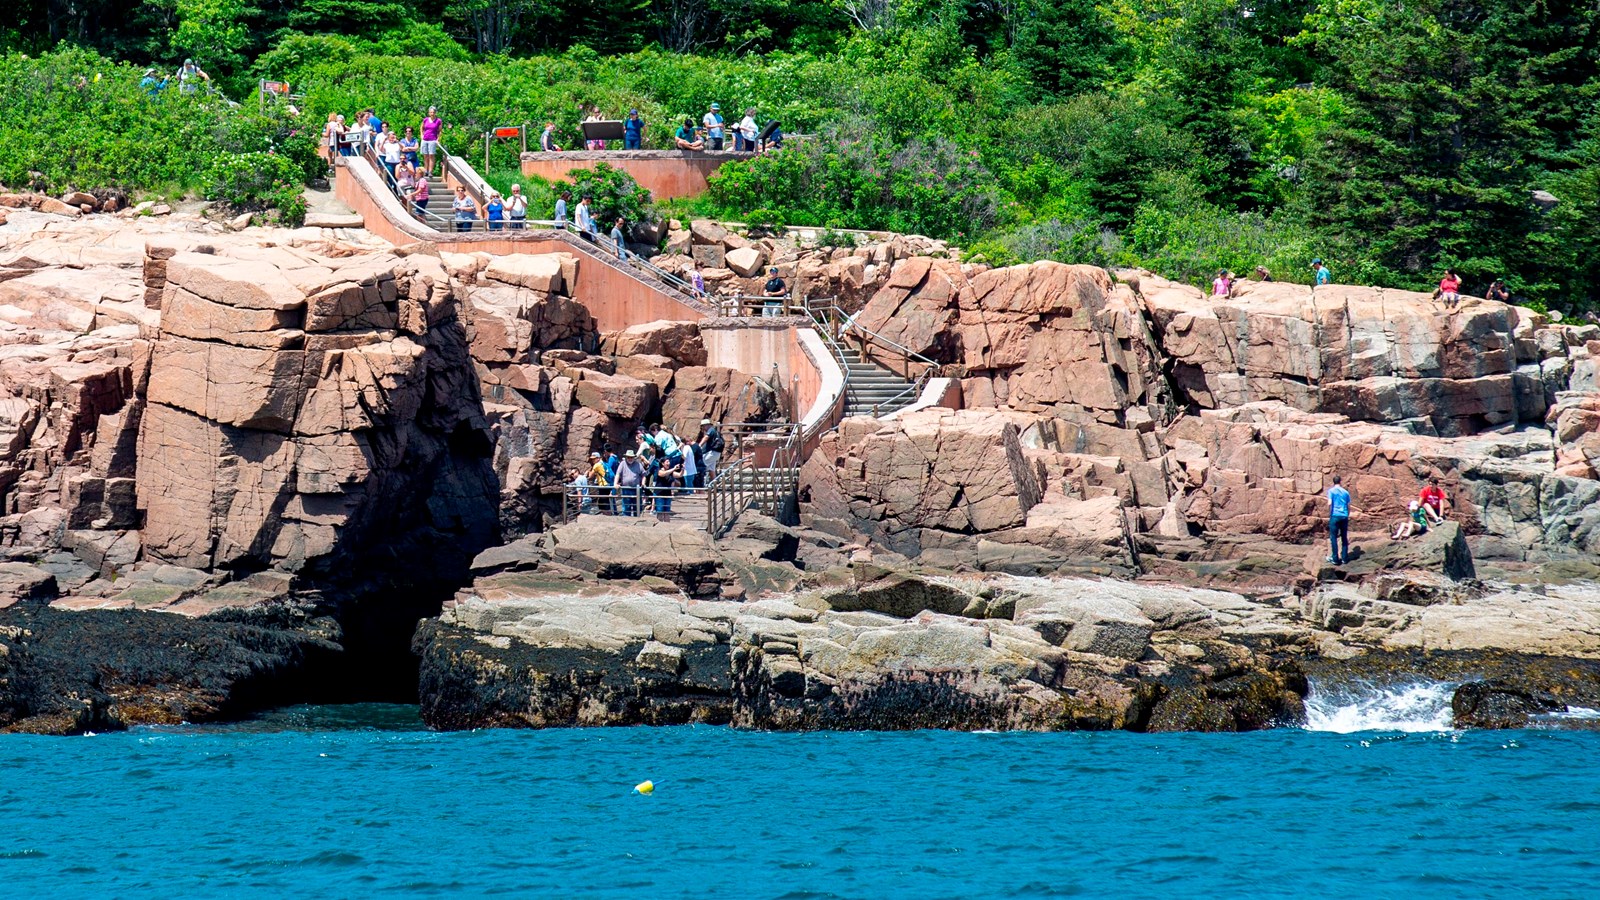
[808,300,938,372]
[359,141,456,230]
[704,422,802,536]
[436,144,703,301]
[559,482,715,523]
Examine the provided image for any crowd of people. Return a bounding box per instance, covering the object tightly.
[539,101,783,154]
[569,421,726,520]
[1322,475,1453,566]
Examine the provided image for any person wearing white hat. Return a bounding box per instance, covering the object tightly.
[702,102,725,151]
[615,449,645,516]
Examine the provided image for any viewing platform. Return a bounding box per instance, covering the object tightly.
[519,150,748,200]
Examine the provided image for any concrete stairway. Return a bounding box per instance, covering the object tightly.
[837,345,920,417]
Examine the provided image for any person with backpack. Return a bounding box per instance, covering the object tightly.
[698,419,724,480]
[176,59,209,95]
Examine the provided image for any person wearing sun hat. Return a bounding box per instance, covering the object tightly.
[702,102,725,151]
[615,449,644,516]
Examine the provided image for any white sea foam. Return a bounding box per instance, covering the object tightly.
[1302,679,1457,733]
[1541,706,1600,720]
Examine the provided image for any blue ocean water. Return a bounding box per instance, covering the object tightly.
[2,706,1598,899]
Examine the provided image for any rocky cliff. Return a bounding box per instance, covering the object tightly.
[2,204,1598,734]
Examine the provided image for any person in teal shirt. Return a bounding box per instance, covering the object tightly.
[1311,258,1331,285]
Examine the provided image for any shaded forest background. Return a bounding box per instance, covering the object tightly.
[5,0,1600,308]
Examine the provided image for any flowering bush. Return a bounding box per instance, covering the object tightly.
[202,151,306,225]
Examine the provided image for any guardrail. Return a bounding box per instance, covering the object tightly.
[806,299,939,382]
[359,142,458,231]
[559,482,711,523]
[704,422,801,535]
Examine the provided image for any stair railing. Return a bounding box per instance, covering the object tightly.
[805,300,938,381]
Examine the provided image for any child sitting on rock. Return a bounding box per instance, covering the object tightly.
[1392,500,1430,540]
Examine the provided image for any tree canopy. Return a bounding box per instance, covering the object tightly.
[4,0,1599,309]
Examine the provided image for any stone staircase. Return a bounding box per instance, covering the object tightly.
[837,345,921,418]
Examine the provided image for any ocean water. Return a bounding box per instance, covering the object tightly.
[2,699,1599,899]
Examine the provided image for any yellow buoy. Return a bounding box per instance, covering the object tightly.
[634,780,654,795]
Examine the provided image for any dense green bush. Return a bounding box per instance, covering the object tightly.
[202,151,307,224]
[558,163,658,237]
[0,47,235,193]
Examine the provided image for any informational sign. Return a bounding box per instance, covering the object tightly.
[581,120,626,142]
[484,124,528,171]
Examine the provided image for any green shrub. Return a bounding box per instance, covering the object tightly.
[202,151,307,224]
[0,47,239,193]
[557,163,658,237]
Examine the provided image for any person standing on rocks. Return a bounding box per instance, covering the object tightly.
[1254,265,1272,282]
[1310,258,1331,286]
[1485,277,1510,304]
[587,452,611,514]
[1212,269,1233,299]
[603,446,621,490]
[421,107,443,177]
[570,466,594,514]
[1326,475,1356,565]
[654,452,683,519]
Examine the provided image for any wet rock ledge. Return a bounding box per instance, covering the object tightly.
[414,517,1311,732]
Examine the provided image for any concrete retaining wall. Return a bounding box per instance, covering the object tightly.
[520,150,744,200]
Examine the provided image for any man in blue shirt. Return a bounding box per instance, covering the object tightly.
[1327,475,1353,565]
[703,103,725,151]
[1311,258,1331,285]
[554,190,570,229]
[624,110,645,150]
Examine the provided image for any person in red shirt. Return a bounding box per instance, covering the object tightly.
[1419,477,1448,524]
